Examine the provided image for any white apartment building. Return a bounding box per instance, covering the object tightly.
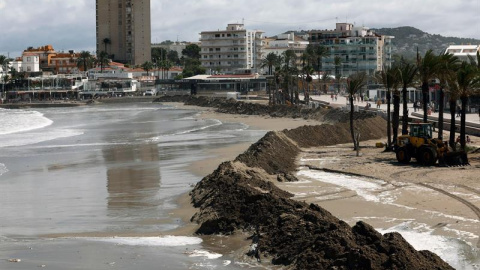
[309,23,394,76]
[445,45,480,63]
[262,32,309,73]
[10,53,40,73]
[200,24,265,74]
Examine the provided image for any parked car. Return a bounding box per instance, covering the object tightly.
[144,89,157,96]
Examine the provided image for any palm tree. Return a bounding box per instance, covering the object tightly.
[347,72,368,152]
[77,51,94,74]
[163,60,173,80]
[417,49,440,123]
[96,51,110,73]
[445,72,461,149]
[375,67,396,150]
[397,62,418,135]
[102,38,111,55]
[260,52,279,75]
[141,61,154,76]
[307,44,330,87]
[281,50,297,104]
[455,61,480,149]
[390,68,401,145]
[436,53,460,140]
[0,55,9,96]
[334,56,342,94]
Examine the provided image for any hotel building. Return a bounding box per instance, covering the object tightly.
[309,23,394,77]
[200,24,265,74]
[96,0,151,65]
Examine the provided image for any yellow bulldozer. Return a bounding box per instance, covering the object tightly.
[395,123,469,166]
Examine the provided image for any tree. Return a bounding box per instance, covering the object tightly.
[417,49,440,123]
[163,60,173,80]
[141,61,154,76]
[96,51,110,73]
[389,68,401,145]
[347,72,367,152]
[375,66,396,150]
[281,50,297,104]
[455,61,480,149]
[334,56,342,94]
[397,62,418,135]
[260,52,280,76]
[182,44,201,59]
[77,51,94,73]
[0,55,9,95]
[166,50,180,65]
[436,53,460,140]
[307,44,329,87]
[102,38,111,54]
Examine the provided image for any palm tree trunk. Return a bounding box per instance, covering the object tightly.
[402,86,408,135]
[438,88,445,140]
[349,95,356,150]
[387,91,392,150]
[449,100,457,149]
[392,92,400,145]
[422,82,429,123]
[460,96,467,149]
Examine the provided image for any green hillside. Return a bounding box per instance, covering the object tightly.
[373,26,480,59]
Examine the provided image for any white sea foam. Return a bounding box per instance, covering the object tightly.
[378,222,478,270]
[83,236,203,247]
[0,129,84,148]
[0,163,8,177]
[0,109,53,135]
[186,249,223,259]
[297,169,387,202]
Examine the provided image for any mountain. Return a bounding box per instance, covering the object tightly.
[373,26,480,60]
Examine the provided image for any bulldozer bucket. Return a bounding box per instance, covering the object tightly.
[442,151,469,166]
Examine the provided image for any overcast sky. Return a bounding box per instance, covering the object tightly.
[0,0,479,57]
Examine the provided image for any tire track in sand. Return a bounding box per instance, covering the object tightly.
[418,182,480,248]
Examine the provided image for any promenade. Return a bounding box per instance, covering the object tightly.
[308,94,480,135]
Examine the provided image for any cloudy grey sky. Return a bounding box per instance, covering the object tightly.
[0,0,479,57]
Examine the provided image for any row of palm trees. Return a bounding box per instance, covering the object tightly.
[260,45,341,105]
[351,50,480,152]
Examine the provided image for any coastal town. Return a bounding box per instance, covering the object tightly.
[1,0,480,269]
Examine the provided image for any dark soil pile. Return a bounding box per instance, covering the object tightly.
[162,95,452,269]
[155,95,377,123]
[191,161,452,269]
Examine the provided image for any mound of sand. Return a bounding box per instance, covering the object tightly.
[161,95,453,269]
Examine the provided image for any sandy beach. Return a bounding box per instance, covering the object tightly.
[170,101,480,268]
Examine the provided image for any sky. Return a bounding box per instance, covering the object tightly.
[0,0,479,57]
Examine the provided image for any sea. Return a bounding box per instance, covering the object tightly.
[0,103,266,270]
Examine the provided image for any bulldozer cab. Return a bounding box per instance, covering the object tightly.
[409,123,432,139]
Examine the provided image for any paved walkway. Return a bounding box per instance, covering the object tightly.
[308,94,480,129]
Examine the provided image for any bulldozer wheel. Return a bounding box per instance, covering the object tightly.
[396,147,411,164]
[419,146,437,166]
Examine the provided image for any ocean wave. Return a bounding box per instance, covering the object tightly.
[0,129,84,148]
[378,222,478,270]
[0,108,53,135]
[0,163,8,176]
[83,236,203,247]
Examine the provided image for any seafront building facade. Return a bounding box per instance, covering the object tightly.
[200,24,265,74]
[445,45,480,63]
[308,23,394,77]
[262,32,309,70]
[96,0,151,66]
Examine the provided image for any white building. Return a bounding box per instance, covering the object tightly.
[309,23,394,76]
[10,53,40,73]
[262,32,309,73]
[200,24,265,74]
[444,45,480,63]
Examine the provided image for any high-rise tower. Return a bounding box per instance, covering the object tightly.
[96,0,151,65]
